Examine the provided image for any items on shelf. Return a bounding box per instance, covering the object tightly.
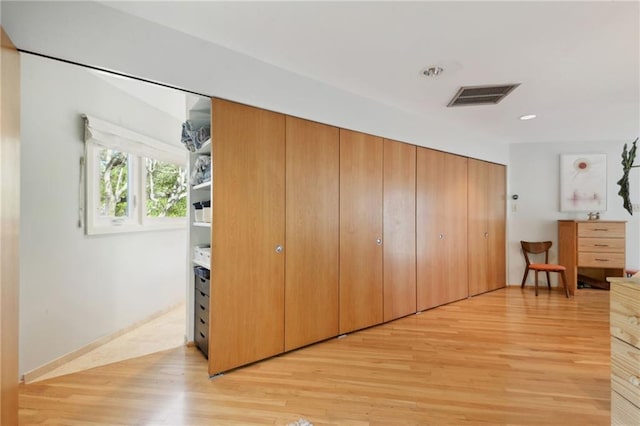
[190,154,211,186]
[192,200,211,223]
[194,245,211,265]
[181,119,210,152]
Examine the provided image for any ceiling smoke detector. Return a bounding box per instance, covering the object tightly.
[423,66,444,77]
[447,83,520,107]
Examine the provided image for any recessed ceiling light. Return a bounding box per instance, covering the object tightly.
[519,114,537,120]
[423,66,444,77]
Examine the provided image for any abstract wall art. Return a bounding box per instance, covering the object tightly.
[560,153,607,212]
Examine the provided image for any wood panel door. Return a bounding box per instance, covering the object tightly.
[285,117,339,351]
[339,129,383,333]
[487,162,506,291]
[468,159,506,296]
[416,148,468,310]
[383,139,416,321]
[210,99,285,374]
[0,27,20,425]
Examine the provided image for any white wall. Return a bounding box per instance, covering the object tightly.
[2,1,510,165]
[508,141,640,285]
[19,54,187,374]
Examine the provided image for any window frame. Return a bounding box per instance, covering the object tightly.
[84,115,187,235]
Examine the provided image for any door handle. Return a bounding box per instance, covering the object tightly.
[275,245,283,254]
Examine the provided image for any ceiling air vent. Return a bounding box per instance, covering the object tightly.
[447,83,520,107]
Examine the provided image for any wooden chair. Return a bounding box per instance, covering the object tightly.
[520,241,570,297]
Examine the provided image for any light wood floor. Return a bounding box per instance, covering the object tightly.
[19,287,610,425]
[32,303,186,382]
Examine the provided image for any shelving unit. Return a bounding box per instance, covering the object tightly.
[185,95,212,359]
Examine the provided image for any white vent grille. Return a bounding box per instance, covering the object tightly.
[447,84,520,107]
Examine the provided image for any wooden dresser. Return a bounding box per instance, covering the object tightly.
[558,220,626,294]
[609,277,640,425]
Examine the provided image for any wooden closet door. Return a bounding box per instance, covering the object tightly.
[285,117,339,351]
[383,139,416,322]
[340,129,383,333]
[417,149,468,310]
[487,162,506,291]
[468,159,506,296]
[210,99,285,374]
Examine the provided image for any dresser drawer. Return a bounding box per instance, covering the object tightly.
[578,222,625,238]
[612,390,640,426]
[611,283,640,347]
[578,252,625,268]
[578,237,625,253]
[612,337,640,408]
[195,289,209,315]
[195,320,209,358]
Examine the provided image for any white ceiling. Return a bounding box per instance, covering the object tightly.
[100,1,639,145]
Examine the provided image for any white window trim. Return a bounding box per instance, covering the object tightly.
[83,114,187,235]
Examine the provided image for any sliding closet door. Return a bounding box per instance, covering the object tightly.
[468,159,506,296]
[383,139,416,321]
[210,99,285,374]
[340,129,383,334]
[285,116,339,351]
[416,148,468,310]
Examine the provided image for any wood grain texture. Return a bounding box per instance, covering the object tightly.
[382,139,416,321]
[0,26,20,426]
[339,129,383,333]
[468,160,506,296]
[285,117,340,351]
[558,220,578,294]
[559,220,626,295]
[487,161,506,291]
[18,287,611,425]
[211,99,285,374]
[416,148,468,310]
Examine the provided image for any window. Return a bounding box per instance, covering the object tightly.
[84,115,187,234]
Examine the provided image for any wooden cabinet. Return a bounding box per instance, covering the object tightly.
[205,99,507,374]
[558,220,626,294]
[416,149,468,310]
[610,279,640,424]
[284,117,340,351]
[468,159,506,296]
[383,139,416,321]
[339,129,383,333]
[210,99,285,375]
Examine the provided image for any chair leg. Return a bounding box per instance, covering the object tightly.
[545,271,551,290]
[560,270,570,298]
[521,267,529,288]
[534,270,539,296]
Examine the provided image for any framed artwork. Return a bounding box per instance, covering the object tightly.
[560,154,607,212]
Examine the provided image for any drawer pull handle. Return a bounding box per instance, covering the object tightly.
[594,258,609,262]
[630,376,640,387]
[199,332,205,339]
[593,228,609,231]
[629,316,639,325]
[594,244,609,247]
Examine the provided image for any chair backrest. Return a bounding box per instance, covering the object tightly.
[521,241,552,265]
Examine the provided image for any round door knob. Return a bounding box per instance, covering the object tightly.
[376,238,382,246]
[439,233,444,240]
[484,232,489,239]
[275,245,283,254]
[629,376,640,387]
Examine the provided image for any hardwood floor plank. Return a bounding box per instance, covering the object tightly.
[19,287,610,425]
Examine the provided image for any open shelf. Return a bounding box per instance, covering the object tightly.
[193,180,211,190]
[192,259,210,270]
